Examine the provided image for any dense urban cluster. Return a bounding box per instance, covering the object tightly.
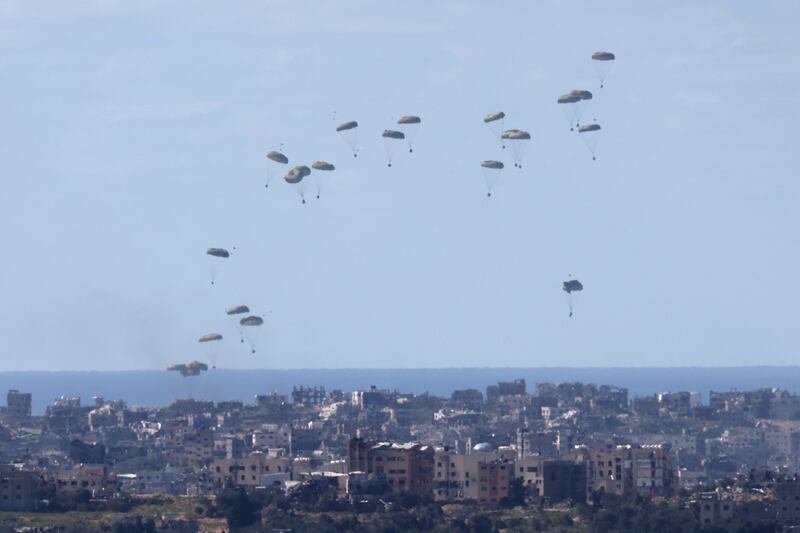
[2,380,800,531]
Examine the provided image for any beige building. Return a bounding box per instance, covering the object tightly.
[575,444,674,498]
[348,438,434,495]
[434,449,513,503]
[252,424,291,451]
[165,429,214,467]
[515,455,545,492]
[50,464,113,494]
[213,452,292,487]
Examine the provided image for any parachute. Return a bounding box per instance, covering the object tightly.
[311,161,335,171]
[480,160,504,197]
[591,51,615,88]
[310,161,335,199]
[198,333,223,367]
[206,248,230,285]
[483,111,506,149]
[562,279,584,318]
[578,123,601,160]
[226,305,250,344]
[168,360,208,378]
[240,315,264,354]
[265,150,289,188]
[336,120,359,157]
[382,130,405,167]
[396,115,422,153]
[500,130,531,168]
[570,89,593,100]
[226,305,250,315]
[284,165,311,204]
[206,248,229,258]
[557,94,581,131]
[558,90,592,130]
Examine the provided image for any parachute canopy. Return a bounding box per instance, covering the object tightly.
[397,115,421,125]
[240,316,264,327]
[558,94,581,104]
[336,121,358,132]
[206,248,229,258]
[284,165,311,184]
[168,361,208,377]
[382,129,405,140]
[592,52,616,88]
[592,51,615,61]
[239,316,264,354]
[226,305,250,316]
[266,151,289,164]
[563,280,584,293]
[198,333,223,343]
[569,89,593,101]
[311,161,335,171]
[480,160,505,196]
[483,111,505,124]
[501,129,531,140]
[578,124,601,133]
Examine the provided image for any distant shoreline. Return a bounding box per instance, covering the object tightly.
[2,366,800,415]
[1,365,798,373]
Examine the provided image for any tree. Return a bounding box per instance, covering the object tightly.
[502,477,527,507]
[217,487,261,529]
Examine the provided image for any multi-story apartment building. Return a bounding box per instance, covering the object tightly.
[578,444,674,498]
[541,460,587,503]
[433,448,513,503]
[251,423,291,451]
[4,390,32,422]
[0,466,42,511]
[213,451,292,487]
[699,491,734,526]
[348,438,434,494]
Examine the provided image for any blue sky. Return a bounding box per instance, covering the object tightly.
[1,1,798,370]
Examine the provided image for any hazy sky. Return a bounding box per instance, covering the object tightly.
[1,1,798,370]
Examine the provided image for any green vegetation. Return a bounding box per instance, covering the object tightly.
[0,494,224,533]
[0,489,783,532]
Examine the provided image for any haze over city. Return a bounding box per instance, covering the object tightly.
[2,1,798,371]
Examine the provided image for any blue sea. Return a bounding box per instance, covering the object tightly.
[2,367,800,415]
